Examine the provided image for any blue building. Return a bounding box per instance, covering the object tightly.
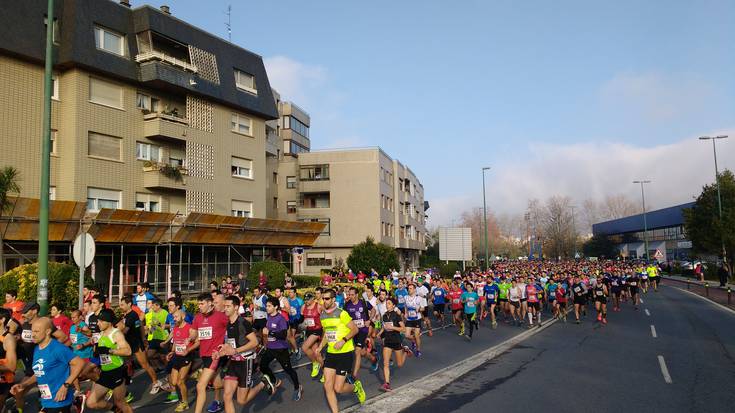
[592,202,695,261]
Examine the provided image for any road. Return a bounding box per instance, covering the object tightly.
[404,284,735,413]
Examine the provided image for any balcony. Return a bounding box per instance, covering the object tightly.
[142,162,188,192]
[300,179,330,193]
[136,50,198,73]
[143,112,189,141]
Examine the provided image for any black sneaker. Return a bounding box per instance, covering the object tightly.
[261,375,275,395]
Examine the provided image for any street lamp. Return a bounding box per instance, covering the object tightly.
[699,135,729,267]
[482,167,490,270]
[633,180,652,261]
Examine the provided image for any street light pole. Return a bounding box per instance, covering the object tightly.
[699,135,729,268]
[482,167,490,271]
[633,180,652,261]
[570,205,577,258]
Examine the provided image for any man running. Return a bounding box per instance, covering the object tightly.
[461,282,479,340]
[448,281,464,335]
[119,296,163,395]
[191,293,228,413]
[571,276,587,324]
[403,284,425,357]
[483,278,500,329]
[166,310,197,412]
[344,287,378,378]
[319,289,366,412]
[593,280,609,324]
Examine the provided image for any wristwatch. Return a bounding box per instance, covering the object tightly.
[63,382,72,388]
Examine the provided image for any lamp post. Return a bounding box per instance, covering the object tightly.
[633,180,652,261]
[570,205,577,258]
[699,135,729,268]
[482,167,490,270]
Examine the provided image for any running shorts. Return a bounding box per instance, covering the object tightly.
[305,328,323,339]
[223,358,254,388]
[433,304,445,314]
[573,296,586,305]
[171,354,193,370]
[201,356,221,371]
[324,352,354,376]
[98,367,125,390]
[383,340,402,351]
[405,320,420,329]
[253,318,267,331]
[353,331,368,348]
[528,302,540,311]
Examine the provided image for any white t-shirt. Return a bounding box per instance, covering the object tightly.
[404,295,425,320]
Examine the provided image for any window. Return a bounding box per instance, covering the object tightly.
[89,77,122,108]
[231,113,252,135]
[135,193,161,212]
[231,200,252,218]
[273,197,278,210]
[234,69,257,94]
[289,141,308,155]
[50,129,57,155]
[87,187,120,211]
[49,187,56,201]
[94,26,125,56]
[286,176,297,189]
[272,172,278,184]
[136,142,161,161]
[306,252,333,267]
[51,75,59,100]
[300,165,329,181]
[300,218,330,236]
[88,132,121,160]
[231,156,252,179]
[283,115,309,138]
[301,192,330,208]
[287,201,297,214]
[169,157,183,168]
[43,17,60,44]
[136,92,159,112]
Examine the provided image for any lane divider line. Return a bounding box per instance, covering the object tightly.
[640,298,644,304]
[645,309,651,316]
[650,325,657,338]
[657,355,672,383]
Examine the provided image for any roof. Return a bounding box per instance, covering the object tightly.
[592,202,696,236]
[0,197,84,242]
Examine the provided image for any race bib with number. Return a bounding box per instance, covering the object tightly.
[92,333,101,343]
[21,330,32,342]
[290,307,297,316]
[384,322,394,328]
[596,291,603,296]
[326,330,337,343]
[573,287,581,293]
[175,343,187,355]
[487,294,495,300]
[354,319,365,328]
[304,318,315,327]
[408,310,418,319]
[467,301,475,308]
[198,327,213,340]
[612,281,619,286]
[630,282,637,286]
[38,384,52,400]
[70,334,78,344]
[398,296,405,304]
[434,291,442,296]
[100,354,112,365]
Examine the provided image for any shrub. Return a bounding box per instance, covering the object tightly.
[248,260,290,290]
[0,262,93,311]
[293,275,321,288]
[439,261,461,277]
[346,237,399,276]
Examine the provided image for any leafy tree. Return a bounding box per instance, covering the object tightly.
[683,170,735,268]
[347,237,399,275]
[582,234,618,258]
[438,261,461,277]
[248,260,290,290]
[0,167,20,274]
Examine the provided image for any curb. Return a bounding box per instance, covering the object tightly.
[665,283,735,316]
[343,314,562,412]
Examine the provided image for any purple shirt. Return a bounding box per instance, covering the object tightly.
[265,314,289,350]
[344,300,371,333]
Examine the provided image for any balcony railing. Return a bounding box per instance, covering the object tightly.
[143,111,189,125]
[136,50,198,73]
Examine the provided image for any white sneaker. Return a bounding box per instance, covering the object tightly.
[150,380,162,395]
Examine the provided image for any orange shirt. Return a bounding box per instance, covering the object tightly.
[2,301,24,322]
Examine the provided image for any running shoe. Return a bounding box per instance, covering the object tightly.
[104,390,113,402]
[150,380,162,395]
[576,319,580,324]
[125,392,134,403]
[370,360,379,372]
[597,314,602,322]
[261,375,275,395]
[427,330,433,337]
[401,345,413,356]
[165,392,180,404]
[380,383,392,392]
[292,385,303,402]
[415,350,422,358]
[353,380,366,404]
[174,402,189,412]
[491,321,498,329]
[73,392,87,413]
[320,374,325,384]
[464,334,471,341]
[206,400,223,413]
[602,318,608,324]
[311,361,321,378]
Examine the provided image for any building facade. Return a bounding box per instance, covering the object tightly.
[0,0,277,218]
[592,202,695,261]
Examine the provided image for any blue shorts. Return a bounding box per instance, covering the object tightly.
[91,356,101,366]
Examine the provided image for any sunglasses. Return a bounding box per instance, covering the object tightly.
[323,296,334,300]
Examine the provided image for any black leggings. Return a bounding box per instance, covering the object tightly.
[260,348,300,389]
[464,313,478,337]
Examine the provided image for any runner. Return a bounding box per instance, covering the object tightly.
[571,276,587,324]
[10,317,83,413]
[448,280,464,335]
[344,287,378,378]
[300,292,324,378]
[628,271,641,310]
[508,279,522,325]
[0,309,17,409]
[483,277,500,329]
[319,289,366,413]
[648,263,660,292]
[497,277,511,323]
[431,280,447,327]
[118,296,163,395]
[285,288,304,359]
[525,279,541,328]
[593,280,609,324]
[461,282,479,340]
[84,309,133,413]
[378,297,408,392]
[2,291,24,324]
[403,284,425,357]
[259,297,302,401]
[132,283,155,314]
[191,293,228,413]
[251,287,268,345]
[165,310,197,412]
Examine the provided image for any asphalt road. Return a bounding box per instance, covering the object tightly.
[404,285,735,413]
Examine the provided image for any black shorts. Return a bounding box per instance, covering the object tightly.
[595,297,608,304]
[223,358,255,388]
[521,298,527,303]
[148,339,164,352]
[253,318,267,331]
[510,301,520,308]
[630,287,639,295]
[171,354,193,370]
[573,296,586,305]
[528,302,540,311]
[383,340,402,351]
[405,320,420,329]
[353,331,368,348]
[98,367,125,390]
[129,339,144,354]
[498,298,508,303]
[612,289,622,296]
[201,356,222,371]
[289,316,304,329]
[40,406,72,413]
[421,308,429,318]
[558,301,567,308]
[323,352,354,376]
[305,328,323,339]
[452,307,463,314]
[433,304,445,314]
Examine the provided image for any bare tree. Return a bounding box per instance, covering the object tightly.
[602,194,642,219]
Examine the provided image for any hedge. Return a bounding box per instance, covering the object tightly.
[247,261,290,290]
[0,262,93,311]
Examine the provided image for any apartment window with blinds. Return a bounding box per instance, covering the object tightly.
[286,176,297,189]
[136,92,159,112]
[94,26,125,56]
[136,142,161,161]
[287,201,297,214]
[231,157,253,179]
[231,200,252,218]
[306,253,333,266]
[88,132,121,161]
[234,69,257,95]
[231,113,252,136]
[300,165,329,181]
[135,193,161,212]
[50,129,57,155]
[87,187,120,212]
[89,78,122,109]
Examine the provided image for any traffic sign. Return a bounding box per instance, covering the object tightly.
[654,249,664,259]
[73,233,95,268]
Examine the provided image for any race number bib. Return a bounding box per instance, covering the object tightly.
[630,282,637,286]
[304,318,315,327]
[466,301,475,308]
[487,294,495,300]
[92,333,101,343]
[38,384,52,400]
[384,322,394,328]
[596,291,603,296]
[612,281,619,286]
[100,354,112,365]
[573,287,581,293]
[354,319,365,328]
[326,330,338,343]
[198,327,213,340]
[398,296,405,304]
[434,291,442,296]
[175,343,187,355]
[290,307,297,316]
[408,310,418,319]
[21,330,32,343]
[70,334,78,344]
[452,298,460,304]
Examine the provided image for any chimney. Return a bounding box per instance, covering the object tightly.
[119,0,130,7]
[160,5,171,15]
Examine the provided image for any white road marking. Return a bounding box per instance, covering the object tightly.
[658,355,672,383]
[650,324,657,338]
[645,309,651,316]
[640,298,644,304]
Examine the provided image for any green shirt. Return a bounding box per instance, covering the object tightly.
[145,309,169,341]
[98,328,124,371]
[320,307,354,354]
[498,282,511,299]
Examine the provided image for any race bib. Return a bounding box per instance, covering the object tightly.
[326,330,337,343]
[21,329,32,343]
[70,334,78,344]
[175,343,187,355]
[38,384,52,400]
[354,319,365,328]
[487,294,495,300]
[467,301,475,308]
[304,318,315,327]
[630,282,637,286]
[573,287,581,293]
[384,322,394,328]
[398,296,405,304]
[100,354,112,365]
[198,327,213,340]
[92,333,101,343]
[290,307,297,316]
[226,338,237,349]
[612,281,619,286]
[408,310,418,318]
[434,291,442,296]
[596,291,603,296]
[452,298,460,305]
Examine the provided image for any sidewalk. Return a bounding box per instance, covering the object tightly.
[662,275,735,311]
[664,274,734,290]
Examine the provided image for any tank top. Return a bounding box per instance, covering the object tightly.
[97,329,124,371]
[0,332,14,383]
[302,304,322,330]
[526,285,539,303]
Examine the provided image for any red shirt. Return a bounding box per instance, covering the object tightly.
[448,290,463,311]
[52,314,72,338]
[192,310,228,357]
[172,322,192,356]
[301,303,322,331]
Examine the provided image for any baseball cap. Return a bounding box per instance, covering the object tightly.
[21,302,40,314]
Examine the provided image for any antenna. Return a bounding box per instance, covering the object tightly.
[225,5,232,41]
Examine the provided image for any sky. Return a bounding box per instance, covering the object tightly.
[145,0,735,227]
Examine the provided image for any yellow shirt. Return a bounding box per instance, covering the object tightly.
[320,307,354,354]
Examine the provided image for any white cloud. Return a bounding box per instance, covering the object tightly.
[263,55,327,105]
[429,132,735,227]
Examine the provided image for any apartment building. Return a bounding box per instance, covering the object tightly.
[274,147,428,273]
[0,0,278,218]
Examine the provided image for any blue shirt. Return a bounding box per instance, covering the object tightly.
[133,292,155,313]
[335,294,345,309]
[483,283,500,303]
[432,287,447,305]
[70,322,92,359]
[461,292,480,314]
[395,288,408,309]
[288,297,304,322]
[33,339,76,408]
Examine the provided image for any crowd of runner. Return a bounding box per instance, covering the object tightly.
[0,260,661,413]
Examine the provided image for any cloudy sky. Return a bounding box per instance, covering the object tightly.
[154,0,734,226]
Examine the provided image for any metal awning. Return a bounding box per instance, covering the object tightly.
[87,209,177,244]
[0,197,84,242]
